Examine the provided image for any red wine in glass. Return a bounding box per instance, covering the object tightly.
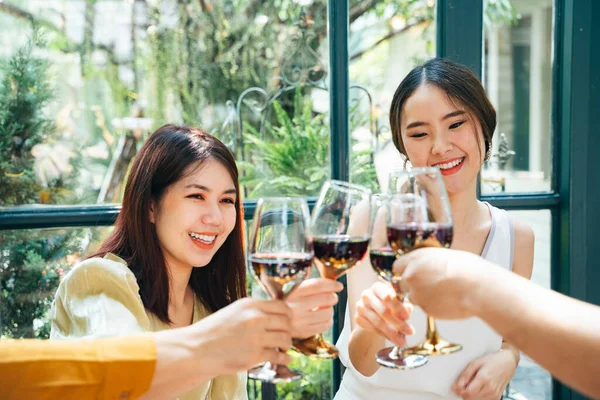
[292,179,372,359]
[312,235,370,279]
[249,253,313,300]
[369,248,397,282]
[247,197,312,383]
[387,223,453,254]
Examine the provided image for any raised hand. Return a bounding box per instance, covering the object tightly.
[354,281,414,347]
[286,278,343,339]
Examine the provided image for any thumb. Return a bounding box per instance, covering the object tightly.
[392,254,411,278]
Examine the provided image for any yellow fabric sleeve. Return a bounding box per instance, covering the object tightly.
[50,254,150,340]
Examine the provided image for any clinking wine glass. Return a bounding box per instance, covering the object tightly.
[247,197,313,383]
[369,194,428,369]
[387,167,462,356]
[292,180,372,359]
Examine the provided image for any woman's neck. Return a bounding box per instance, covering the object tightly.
[167,264,194,311]
[448,181,485,232]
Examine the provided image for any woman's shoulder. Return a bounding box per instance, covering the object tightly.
[485,202,534,278]
[56,253,141,302]
[51,253,149,338]
[484,202,532,237]
[487,202,534,251]
[506,213,535,279]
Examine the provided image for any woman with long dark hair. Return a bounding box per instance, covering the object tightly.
[51,125,341,399]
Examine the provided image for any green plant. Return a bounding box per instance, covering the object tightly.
[0,28,83,339]
[238,87,379,198]
[276,351,333,399]
[238,89,329,197]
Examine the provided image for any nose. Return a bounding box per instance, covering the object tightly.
[201,201,224,226]
[431,132,452,156]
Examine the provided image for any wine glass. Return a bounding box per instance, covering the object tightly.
[387,167,462,356]
[369,194,429,369]
[247,197,313,383]
[292,180,372,359]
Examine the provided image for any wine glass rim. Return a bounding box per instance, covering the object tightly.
[326,179,372,194]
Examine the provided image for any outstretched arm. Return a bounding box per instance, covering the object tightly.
[395,248,600,399]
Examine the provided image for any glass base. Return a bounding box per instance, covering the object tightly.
[248,363,302,383]
[376,346,428,369]
[406,338,462,356]
[292,335,339,359]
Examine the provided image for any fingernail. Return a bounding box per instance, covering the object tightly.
[335,282,344,291]
[403,324,414,335]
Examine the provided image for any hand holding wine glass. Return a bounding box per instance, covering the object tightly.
[366,194,429,369]
[247,197,313,383]
[292,180,372,359]
[388,167,461,356]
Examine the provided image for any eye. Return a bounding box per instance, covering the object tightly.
[187,194,204,200]
[221,198,236,204]
[449,120,465,129]
[409,132,427,138]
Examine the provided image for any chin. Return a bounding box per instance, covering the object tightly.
[190,257,214,268]
[443,174,477,196]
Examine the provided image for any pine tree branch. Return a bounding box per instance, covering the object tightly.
[350,18,428,61]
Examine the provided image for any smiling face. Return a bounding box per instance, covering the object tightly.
[400,84,485,196]
[150,159,238,272]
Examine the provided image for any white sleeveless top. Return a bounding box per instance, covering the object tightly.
[335,203,514,400]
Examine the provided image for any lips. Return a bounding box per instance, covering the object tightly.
[432,157,465,176]
[188,232,217,250]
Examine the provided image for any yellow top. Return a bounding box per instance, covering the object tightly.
[0,334,156,399]
[50,253,247,400]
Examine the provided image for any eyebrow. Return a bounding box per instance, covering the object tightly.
[185,183,237,195]
[405,110,467,130]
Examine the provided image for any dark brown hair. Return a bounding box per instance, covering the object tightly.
[390,57,496,161]
[91,124,247,323]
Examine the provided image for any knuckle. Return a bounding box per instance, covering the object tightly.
[356,301,366,314]
[327,293,338,305]
[280,333,292,350]
[324,307,334,319]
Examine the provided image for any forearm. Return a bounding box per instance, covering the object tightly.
[348,327,387,377]
[472,265,600,398]
[141,327,217,399]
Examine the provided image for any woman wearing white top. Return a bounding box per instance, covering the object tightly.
[335,58,535,400]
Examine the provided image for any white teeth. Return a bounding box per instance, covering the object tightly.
[437,158,464,170]
[189,232,216,244]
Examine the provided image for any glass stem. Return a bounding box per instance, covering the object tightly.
[389,345,407,360]
[390,279,409,359]
[425,316,440,344]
